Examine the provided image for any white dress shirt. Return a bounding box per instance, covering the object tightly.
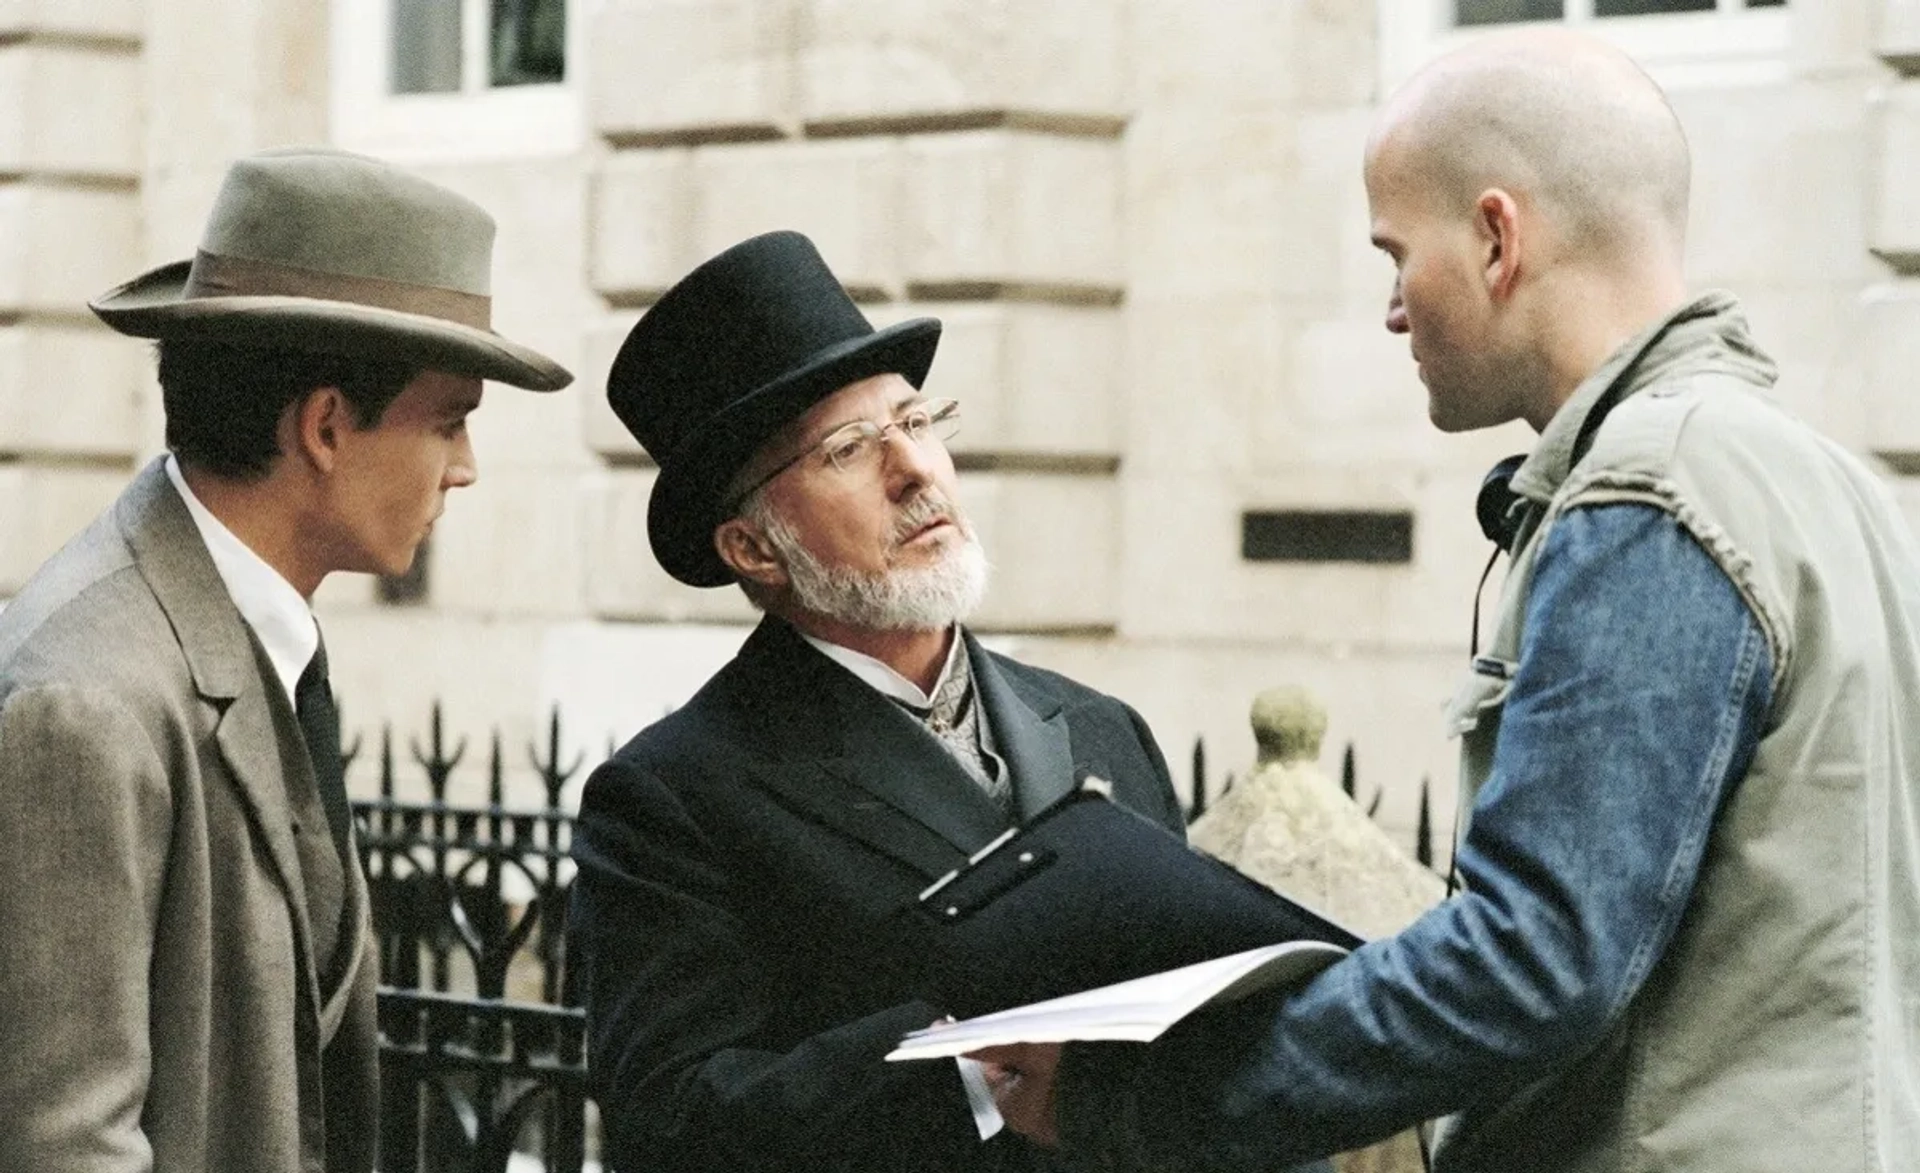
[798,628,963,709]
[164,454,318,706]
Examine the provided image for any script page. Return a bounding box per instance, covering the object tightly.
[886,939,1347,1060]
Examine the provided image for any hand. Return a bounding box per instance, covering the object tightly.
[966,1042,1064,1147]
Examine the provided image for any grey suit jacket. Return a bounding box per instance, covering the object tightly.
[0,459,377,1173]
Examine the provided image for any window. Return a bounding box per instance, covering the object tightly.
[1455,0,1784,23]
[332,0,587,160]
[390,0,566,94]
[1457,0,1566,22]
[1382,0,1793,91]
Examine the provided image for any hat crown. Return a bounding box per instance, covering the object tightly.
[604,230,940,586]
[86,146,572,392]
[198,148,495,296]
[610,231,879,464]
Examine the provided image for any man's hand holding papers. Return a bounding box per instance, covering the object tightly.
[968,1043,1062,1149]
[887,942,1347,1151]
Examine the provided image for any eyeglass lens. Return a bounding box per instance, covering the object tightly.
[823,400,960,472]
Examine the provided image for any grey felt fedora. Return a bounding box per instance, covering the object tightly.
[90,147,571,391]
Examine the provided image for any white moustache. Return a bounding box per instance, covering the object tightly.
[892,494,959,543]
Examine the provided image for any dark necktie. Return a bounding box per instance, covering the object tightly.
[295,638,352,864]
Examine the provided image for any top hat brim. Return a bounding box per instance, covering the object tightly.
[644,315,942,587]
[90,260,573,392]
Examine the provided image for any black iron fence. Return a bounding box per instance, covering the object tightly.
[349,706,589,1173]
[348,706,1436,1172]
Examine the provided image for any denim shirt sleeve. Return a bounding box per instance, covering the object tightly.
[1058,502,1775,1172]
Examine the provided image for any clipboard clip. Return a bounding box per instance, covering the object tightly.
[913,775,1108,914]
[919,844,1059,922]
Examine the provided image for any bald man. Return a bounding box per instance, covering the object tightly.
[976,30,1920,1173]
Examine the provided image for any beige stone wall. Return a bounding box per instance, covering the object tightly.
[3,0,1914,830]
[581,0,1130,640]
[0,6,142,593]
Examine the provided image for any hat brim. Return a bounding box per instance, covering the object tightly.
[646,316,942,587]
[89,260,573,392]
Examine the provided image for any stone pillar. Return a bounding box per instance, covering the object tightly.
[0,3,145,594]
[1864,3,1920,479]
[1187,684,1439,1173]
[0,0,336,599]
[580,0,1128,632]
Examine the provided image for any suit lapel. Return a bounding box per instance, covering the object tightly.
[818,710,1010,854]
[749,759,987,882]
[117,461,323,1012]
[731,620,1010,876]
[968,635,1077,820]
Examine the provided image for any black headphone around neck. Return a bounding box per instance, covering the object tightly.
[1476,454,1529,553]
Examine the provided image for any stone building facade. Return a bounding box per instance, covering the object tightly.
[2,0,1914,842]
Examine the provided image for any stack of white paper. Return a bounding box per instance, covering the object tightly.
[886,939,1348,1062]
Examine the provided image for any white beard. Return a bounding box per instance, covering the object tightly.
[752,492,990,632]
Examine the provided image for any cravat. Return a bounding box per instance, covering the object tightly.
[295,637,352,864]
[919,652,1012,813]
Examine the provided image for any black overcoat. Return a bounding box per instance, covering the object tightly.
[569,616,1185,1172]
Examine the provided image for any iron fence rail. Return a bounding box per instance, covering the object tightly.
[352,706,588,1173]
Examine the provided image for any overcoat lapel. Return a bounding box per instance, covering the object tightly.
[115,461,326,1018]
[967,634,1077,821]
[731,620,1009,878]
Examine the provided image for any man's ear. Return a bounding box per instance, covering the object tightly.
[291,385,351,473]
[715,517,788,589]
[1476,188,1523,302]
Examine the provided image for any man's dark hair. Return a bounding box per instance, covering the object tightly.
[157,339,421,479]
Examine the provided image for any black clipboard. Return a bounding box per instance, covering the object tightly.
[893,785,1364,1019]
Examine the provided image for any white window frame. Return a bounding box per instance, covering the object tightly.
[1380,0,1795,94]
[330,0,596,162]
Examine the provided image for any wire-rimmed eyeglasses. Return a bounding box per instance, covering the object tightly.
[730,397,961,510]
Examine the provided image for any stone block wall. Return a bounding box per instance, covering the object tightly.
[1,0,1909,828]
[1865,5,1920,478]
[0,10,142,592]
[1106,0,1468,816]
[558,0,1910,834]
[583,0,1128,633]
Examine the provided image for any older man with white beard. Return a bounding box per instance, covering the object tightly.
[566,231,1191,1173]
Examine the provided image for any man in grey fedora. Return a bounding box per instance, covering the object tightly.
[566,230,1192,1173]
[0,147,569,1172]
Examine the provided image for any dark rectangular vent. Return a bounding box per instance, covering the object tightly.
[1241,510,1413,564]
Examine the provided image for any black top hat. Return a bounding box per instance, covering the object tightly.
[608,231,941,587]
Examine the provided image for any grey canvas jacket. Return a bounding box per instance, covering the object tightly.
[1438,291,1920,1171]
[1051,294,1920,1173]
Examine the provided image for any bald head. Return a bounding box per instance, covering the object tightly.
[1370,29,1690,264]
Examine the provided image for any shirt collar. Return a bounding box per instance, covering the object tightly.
[164,453,318,705]
[799,627,966,710]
